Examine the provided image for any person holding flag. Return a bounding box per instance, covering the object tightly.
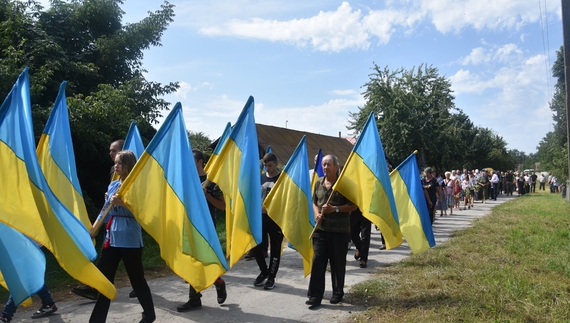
[306,154,356,307]
[177,149,227,311]
[88,150,155,323]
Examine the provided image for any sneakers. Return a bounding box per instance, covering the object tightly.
[177,298,202,312]
[216,279,227,304]
[0,314,11,322]
[253,272,268,287]
[31,303,58,319]
[263,277,275,290]
[71,285,98,300]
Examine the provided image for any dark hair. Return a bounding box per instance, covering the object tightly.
[117,150,136,177]
[263,152,277,164]
[111,139,124,150]
[192,149,204,163]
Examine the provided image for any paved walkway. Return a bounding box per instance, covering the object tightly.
[18,196,513,322]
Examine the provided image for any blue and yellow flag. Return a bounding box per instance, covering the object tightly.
[333,112,402,249]
[264,136,315,277]
[36,81,90,229]
[206,96,262,267]
[390,151,435,254]
[118,103,227,292]
[0,69,116,299]
[0,224,45,306]
[205,122,231,173]
[310,148,324,190]
[112,121,145,181]
[123,121,145,159]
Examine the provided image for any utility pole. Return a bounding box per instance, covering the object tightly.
[562,0,570,201]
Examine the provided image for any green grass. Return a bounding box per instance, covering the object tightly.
[349,191,570,322]
[0,213,227,304]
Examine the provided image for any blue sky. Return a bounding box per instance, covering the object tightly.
[64,1,568,154]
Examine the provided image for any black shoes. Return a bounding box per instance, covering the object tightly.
[31,302,58,319]
[354,250,360,260]
[216,280,227,304]
[359,260,367,268]
[305,298,321,307]
[330,296,343,304]
[0,314,10,322]
[71,286,99,300]
[177,298,202,312]
[254,272,268,287]
[139,313,155,323]
[263,277,275,290]
[129,289,137,298]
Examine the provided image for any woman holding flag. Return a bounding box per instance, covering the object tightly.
[88,150,155,323]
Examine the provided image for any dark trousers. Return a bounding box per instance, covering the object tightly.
[89,247,155,323]
[491,183,498,199]
[308,230,349,302]
[189,278,224,299]
[506,182,513,195]
[253,214,283,279]
[540,182,545,190]
[350,209,371,261]
[531,183,536,192]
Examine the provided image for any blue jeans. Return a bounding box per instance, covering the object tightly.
[2,284,53,320]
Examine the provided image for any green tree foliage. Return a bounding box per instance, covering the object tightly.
[348,64,514,171]
[536,46,568,181]
[188,130,213,161]
[0,0,178,216]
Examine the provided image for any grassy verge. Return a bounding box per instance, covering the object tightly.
[0,213,227,305]
[349,191,570,322]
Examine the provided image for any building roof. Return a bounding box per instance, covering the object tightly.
[256,124,354,168]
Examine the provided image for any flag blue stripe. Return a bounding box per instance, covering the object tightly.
[123,121,145,159]
[0,223,46,306]
[315,148,324,177]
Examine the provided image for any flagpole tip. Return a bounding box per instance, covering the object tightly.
[413,150,418,154]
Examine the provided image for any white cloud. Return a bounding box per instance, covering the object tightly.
[201,2,371,52]
[192,0,560,52]
[460,47,491,66]
[331,89,357,95]
[419,0,560,34]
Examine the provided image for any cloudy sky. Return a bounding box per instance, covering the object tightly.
[116,0,561,154]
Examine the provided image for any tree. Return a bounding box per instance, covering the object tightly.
[0,0,178,215]
[188,131,213,160]
[536,46,568,181]
[348,64,457,168]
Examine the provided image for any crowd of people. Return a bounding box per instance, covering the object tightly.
[420,168,555,224]
[1,140,560,322]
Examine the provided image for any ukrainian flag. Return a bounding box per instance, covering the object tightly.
[333,112,402,249]
[118,103,227,292]
[36,81,90,229]
[310,148,324,190]
[264,136,315,277]
[123,121,145,158]
[390,151,435,254]
[0,68,116,299]
[206,96,262,267]
[205,122,231,174]
[0,223,45,306]
[111,121,145,181]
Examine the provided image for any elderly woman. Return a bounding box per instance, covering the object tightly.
[306,155,356,307]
